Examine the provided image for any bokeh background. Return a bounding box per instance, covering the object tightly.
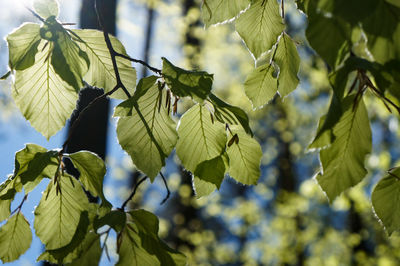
[1,0,400,265]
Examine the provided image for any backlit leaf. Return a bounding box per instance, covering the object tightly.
[372,168,400,235]
[12,40,79,139]
[115,80,177,180]
[317,96,371,201]
[235,0,284,59]
[202,0,250,27]
[116,210,186,266]
[192,177,216,198]
[6,23,41,71]
[33,0,59,19]
[50,22,89,90]
[13,144,59,193]
[162,57,213,102]
[306,12,351,68]
[244,60,278,109]
[226,126,262,185]
[0,212,32,263]
[275,33,300,97]
[34,173,89,249]
[176,104,226,173]
[209,93,252,135]
[68,151,110,207]
[72,29,137,99]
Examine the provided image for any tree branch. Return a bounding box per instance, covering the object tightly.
[159,172,170,205]
[120,176,148,210]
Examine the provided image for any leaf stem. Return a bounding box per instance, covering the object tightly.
[120,176,148,210]
[159,172,170,205]
[11,194,28,215]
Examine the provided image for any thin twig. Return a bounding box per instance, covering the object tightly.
[114,52,162,75]
[25,7,45,22]
[159,172,170,205]
[11,194,28,215]
[281,0,285,19]
[101,228,111,262]
[95,0,131,98]
[120,176,148,210]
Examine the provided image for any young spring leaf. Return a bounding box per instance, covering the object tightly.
[49,22,89,90]
[6,23,41,71]
[176,104,226,173]
[37,210,90,264]
[67,233,101,266]
[162,57,213,102]
[68,151,111,207]
[71,29,137,99]
[235,0,284,59]
[362,0,400,64]
[192,177,217,198]
[244,59,278,109]
[12,40,79,139]
[209,93,253,135]
[226,126,262,185]
[34,173,89,250]
[115,80,177,180]
[13,144,59,193]
[372,168,400,235]
[33,0,59,19]
[194,154,227,188]
[306,12,351,69]
[0,212,32,263]
[317,95,372,201]
[116,210,186,266]
[202,0,250,28]
[94,209,126,232]
[275,33,300,97]
[0,177,19,222]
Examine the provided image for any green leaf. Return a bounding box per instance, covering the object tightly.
[244,60,278,109]
[115,82,177,180]
[50,24,89,90]
[6,23,41,71]
[12,40,79,139]
[275,33,300,97]
[0,212,32,263]
[116,210,186,266]
[209,93,253,135]
[33,0,59,19]
[317,95,372,201]
[94,210,126,232]
[34,173,89,249]
[192,177,216,198]
[162,57,213,102]
[194,155,227,188]
[308,95,342,150]
[306,12,351,68]
[235,0,284,59]
[202,0,250,28]
[68,151,111,207]
[72,29,137,99]
[372,168,400,235]
[13,144,59,193]
[226,126,262,185]
[176,104,227,172]
[37,211,90,264]
[0,177,19,222]
[68,233,101,266]
[362,1,400,63]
